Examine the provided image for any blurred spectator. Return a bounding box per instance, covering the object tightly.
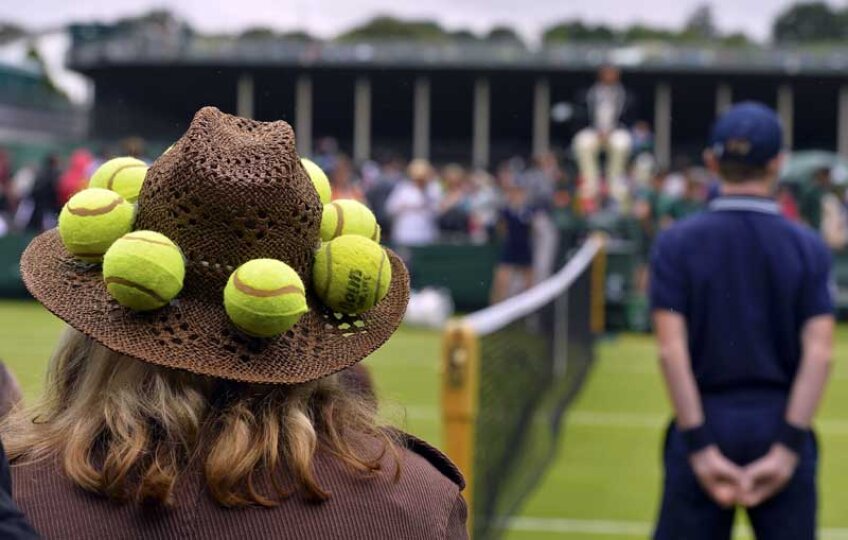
[467,169,501,243]
[120,137,146,159]
[10,164,36,231]
[490,175,534,304]
[25,155,60,232]
[437,164,471,237]
[520,153,562,283]
[800,166,831,231]
[572,65,636,208]
[777,184,800,221]
[385,159,441,250]
[57,149,94,206]
[821,188,848,250]
[0,151,11,236]
[629,121,655,190]
[313,137,340,173]
[661,168,707,225]
[366,156,404,241]
[330,155,365,202]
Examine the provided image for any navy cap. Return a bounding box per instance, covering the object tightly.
[709,102,783,165]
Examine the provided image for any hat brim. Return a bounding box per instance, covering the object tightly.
[21,229,410,385]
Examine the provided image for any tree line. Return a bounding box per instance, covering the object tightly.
[2,1,847,47]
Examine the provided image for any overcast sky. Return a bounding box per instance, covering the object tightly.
[1,0,844,42]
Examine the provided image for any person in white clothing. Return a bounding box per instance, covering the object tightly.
[572,65,635,210]
[385,159,442,254]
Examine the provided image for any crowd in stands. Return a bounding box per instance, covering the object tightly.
[2,133,846,304]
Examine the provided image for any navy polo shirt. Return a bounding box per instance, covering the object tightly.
[650,195,834,394]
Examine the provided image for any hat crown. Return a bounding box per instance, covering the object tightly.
[135,107,322,294]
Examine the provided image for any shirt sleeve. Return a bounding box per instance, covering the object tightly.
[443,494,469,539]
[650,231,688,314]
[798,240,835,321]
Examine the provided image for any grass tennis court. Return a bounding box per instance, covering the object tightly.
[2,300,848,538]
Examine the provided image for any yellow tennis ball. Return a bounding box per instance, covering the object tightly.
[102,231,185,311]
[224,259,309,337]
[58,188,135,263]
[302,157,331,204]
[88,157,148,203]
[320,199,381,242]
[313,236,391,315]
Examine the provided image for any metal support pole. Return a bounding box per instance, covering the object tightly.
[353,76,372,163]
[839,85,848,157]
[777,83,794,150]
[532,78,551,156]
[413,77,431,160]
[236,73,254,119]
[295,75,313,156]
[654,82,672,169]
[716,83,732,116]
[472,77,490,168]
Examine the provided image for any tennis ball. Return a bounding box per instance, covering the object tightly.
[58,188,135,263]
[302,158,331,204]
[224,259,309,337]
[320,199,381,242]
[102,231,185,311]
[88,157,148,203]
[313,236,391,315]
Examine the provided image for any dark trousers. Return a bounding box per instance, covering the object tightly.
[654,391,817,540]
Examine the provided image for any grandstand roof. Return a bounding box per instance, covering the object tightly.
[68,36,848,77]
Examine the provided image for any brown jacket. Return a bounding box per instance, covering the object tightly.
[11,434,467,540]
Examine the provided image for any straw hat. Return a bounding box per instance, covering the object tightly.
[21,107,410,384]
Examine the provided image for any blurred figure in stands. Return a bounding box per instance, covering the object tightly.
[629,121,656,191]
[385,159,441,258]
[120,137,146,160]
[437,164,471,238]
[661,168,707,225]
[468,169,501,243]
[490,168,534,304]
[330,155,365,202]
[26,155,60,232]
[366,155,404,241]
[57,149,94,206]
[777,184,800,221]
[572,65,636,210]
[0,151,12,236]
[521,152,562,283]
[10,164,36,232]
[800,166,831,232]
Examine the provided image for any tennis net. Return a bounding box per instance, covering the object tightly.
[442,235,606,539]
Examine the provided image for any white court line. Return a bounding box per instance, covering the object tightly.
[503,517,848,539]
[398,407,848,435]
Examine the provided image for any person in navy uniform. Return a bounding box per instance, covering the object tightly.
[651,102,834,540]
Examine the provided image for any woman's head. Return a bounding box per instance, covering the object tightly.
[3,328,397,507]
[442,164,467,192]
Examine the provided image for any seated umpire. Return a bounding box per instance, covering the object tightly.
[651,102,834,539]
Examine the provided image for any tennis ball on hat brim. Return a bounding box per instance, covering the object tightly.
[320,199,381,242]
[302,157,331,204]
[59,188,135,263]
[313,236,391,315]
[103,231,185,311]
[224,259,309,338]
[88,156,148,203]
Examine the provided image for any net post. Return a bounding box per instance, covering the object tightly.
[590,233,608,334]
[441,318,479,537]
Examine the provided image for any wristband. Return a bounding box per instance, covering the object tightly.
[680,424,714,454]
[777,420,807,455]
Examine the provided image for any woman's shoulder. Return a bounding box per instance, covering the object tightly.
[394,431,465,491]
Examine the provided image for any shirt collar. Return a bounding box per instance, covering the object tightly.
[709,195,780,215]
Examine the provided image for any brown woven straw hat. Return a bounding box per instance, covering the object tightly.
[21,107,410,385]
